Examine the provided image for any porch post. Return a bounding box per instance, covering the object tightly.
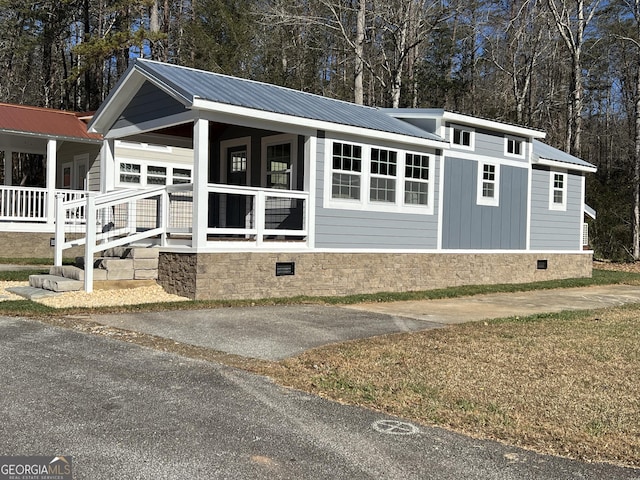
[46,139,57,225]
[192,116,209,250]
[100,139,115,193]
[4,150,12,185]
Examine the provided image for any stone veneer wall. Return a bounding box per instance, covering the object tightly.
[158,251,593,300]
[0,232,85,259]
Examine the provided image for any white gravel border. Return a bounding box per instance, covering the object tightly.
[0,281,190,308]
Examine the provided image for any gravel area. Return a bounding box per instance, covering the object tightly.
[0,281,189,308]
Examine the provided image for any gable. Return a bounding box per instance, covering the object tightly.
[111,81,188,132]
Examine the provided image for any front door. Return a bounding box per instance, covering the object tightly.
[226,146,247,228]
[74,156,88,190]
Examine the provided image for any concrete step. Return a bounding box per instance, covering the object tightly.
[101,246,160,260]
[29,274,83,292]
[49,265,108,281]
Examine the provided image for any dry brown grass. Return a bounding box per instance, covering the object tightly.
[262,306,640,467]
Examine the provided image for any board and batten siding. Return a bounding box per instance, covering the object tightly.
[113,81,186,131]
[530,166,582,250]
[313,135,440,249]
[442,157,527,249]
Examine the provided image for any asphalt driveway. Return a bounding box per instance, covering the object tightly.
[2,316,638,480]
[88,284,640,360]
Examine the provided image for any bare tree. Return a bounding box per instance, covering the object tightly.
[546,0,602,156]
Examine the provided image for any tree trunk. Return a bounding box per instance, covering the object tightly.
[634,6,640,260]
[354,0,365,105]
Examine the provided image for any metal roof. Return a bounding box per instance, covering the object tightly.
[132,59,444,142]
[533,140,596,170]
[0,103,102,142]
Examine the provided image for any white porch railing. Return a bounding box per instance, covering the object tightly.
[0,186,85,222]
[54,183,309,292]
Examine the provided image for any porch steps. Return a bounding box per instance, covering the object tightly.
[28,247,160,292]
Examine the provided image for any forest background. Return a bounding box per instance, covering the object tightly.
[0,0,637,260]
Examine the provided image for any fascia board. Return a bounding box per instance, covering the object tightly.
[0,129,102,144]
[533,157,597,173]
[191,97,448,150]
[442,111,546,139]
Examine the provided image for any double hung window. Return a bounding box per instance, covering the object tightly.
[550,172,567,210]
[477,162,499,206]
[332,142,362,200]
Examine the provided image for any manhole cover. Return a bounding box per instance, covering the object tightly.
[372,419,420,435]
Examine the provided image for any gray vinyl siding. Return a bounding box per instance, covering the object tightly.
[530,167,582,250]
[112,81,186,131]
[447,124,529,164]
[442,158,527,249]
[314,135,440,249]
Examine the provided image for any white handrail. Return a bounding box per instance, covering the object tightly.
[54,183,310,292]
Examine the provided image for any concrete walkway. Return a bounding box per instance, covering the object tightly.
[88,284,640,360]
[345,284,640,324]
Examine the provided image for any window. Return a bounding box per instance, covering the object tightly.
[505,136,525,158]
[266,143,292,190]
[477,162,499,206]
[451,126,474,149]
[332,142,362,200]
[370,148,397,202]
[326,139,435,214]
[120,163,141,184]
[404,153,430,205]
[550,172,567,210]
[172,168,191,184]
[147,165,167,185]
[117,161,192,187]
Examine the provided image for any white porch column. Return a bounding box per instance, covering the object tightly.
[100,138,116,193]
[192,116,210,250]
[46,139,57,224]
[4,150,12,185]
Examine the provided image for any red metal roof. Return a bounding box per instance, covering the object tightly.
[0,103,102,142]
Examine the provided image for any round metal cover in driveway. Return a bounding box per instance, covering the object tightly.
[372,419,420,435]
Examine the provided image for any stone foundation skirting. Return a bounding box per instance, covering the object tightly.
[157,251,593,301]
[0,232,85,259]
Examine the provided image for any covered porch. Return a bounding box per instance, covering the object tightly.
[0,103,102,233]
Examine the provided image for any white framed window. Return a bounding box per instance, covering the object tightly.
[173,168,191,184]
[147,165,167,185]
[262,134,297,190]
[550,171,567,210]
[505,135,525,158]
[477,161,499,206]
[331,141,362,201]
[404,153,430,207]
[325,138,435,214]
[451,125,474,150]
[117,159,191,187]
[370,148,397,203]
[119,162,142,184]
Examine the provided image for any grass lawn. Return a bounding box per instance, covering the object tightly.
[260,305,640,467]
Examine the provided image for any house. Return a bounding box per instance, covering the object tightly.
[56,58,594,299]
[0,102,193,258]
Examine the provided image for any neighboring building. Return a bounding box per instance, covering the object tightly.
[21,59,598,299]
[0,102,193,258]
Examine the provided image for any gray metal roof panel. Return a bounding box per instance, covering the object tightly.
[135,59,444,142]
[533,140,596,169]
